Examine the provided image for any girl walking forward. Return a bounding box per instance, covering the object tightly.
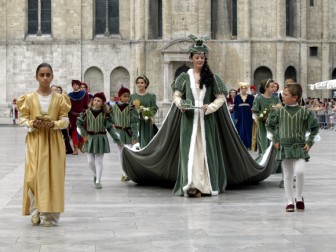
[266,83,319,212]
[130,75,158,148]
[252,79,280,156]
[17,63,71,227]
[77,92,123,189]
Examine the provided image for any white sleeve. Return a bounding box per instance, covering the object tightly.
[205,94,225,115]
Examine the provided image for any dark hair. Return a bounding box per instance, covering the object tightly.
[259,79,274,94]
[135,75,150,89]
[284,83,302,101]
[36,62,53,76]
[189,53,214,89]
[57,86,63,93]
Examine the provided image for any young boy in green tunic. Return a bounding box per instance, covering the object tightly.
[110,86,139,181]
[266,83,319,212]
[77,92,124,189]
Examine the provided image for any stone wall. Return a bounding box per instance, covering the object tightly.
[0,0,336,122]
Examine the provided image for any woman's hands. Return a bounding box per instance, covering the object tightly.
[201,104,208,112]
[33,120,55,129]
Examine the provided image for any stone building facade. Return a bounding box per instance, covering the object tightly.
[1,0,336,119]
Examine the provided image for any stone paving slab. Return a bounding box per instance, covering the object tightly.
[0,126,335,251]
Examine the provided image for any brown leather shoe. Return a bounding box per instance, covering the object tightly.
[286,204,295,212]
[72,146,78,155]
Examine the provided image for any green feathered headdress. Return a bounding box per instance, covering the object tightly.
[188,34,210,53]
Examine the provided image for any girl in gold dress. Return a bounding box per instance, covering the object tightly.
[17,63,71,227]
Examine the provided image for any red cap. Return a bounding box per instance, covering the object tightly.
[93,92,106,103]
[118,86,130,97]
[250,85,256,90]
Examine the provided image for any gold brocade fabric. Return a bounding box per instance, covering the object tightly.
[17,92,71,215]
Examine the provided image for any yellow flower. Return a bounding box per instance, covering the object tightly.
[133,99,141,109]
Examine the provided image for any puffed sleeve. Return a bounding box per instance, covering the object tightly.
[172,73,188,108]
[252,96,261,114]
[213,74,228,96]
[16,94,36,132]
[205,74,226,114]
[105,112,123,145]
[265,108,280,144]
[53,94,71,130]
[305,109,319,147]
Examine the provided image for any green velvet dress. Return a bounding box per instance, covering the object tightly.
[252,95,280,155]
[265,105,319,161]
[130,93,158,148]
[171,69,228,196]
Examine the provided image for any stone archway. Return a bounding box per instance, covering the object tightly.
[284,66,297,82]
[84,67,104,94]
[253,66,273,93]
[175,64,190,79]
[110,67,130,98]
[161,38,193,104]
[332,68,336,79]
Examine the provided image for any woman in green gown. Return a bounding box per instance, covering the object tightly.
[172,35,228,197]
[130,75,158,148]
[252,79,280,156]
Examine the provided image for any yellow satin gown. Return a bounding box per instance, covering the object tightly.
[17,92,71,215]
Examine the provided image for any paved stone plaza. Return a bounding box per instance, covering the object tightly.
[0,126,336,252]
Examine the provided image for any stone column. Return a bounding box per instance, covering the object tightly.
[321,0,330,98]
[300,0,307,40]
[300,43,308,98]
[239,0,250,39]
[162,0,171,40]
[300,0,307,98]
[163,61,170,104]
[130,0,135,39]
[276,43,284,89]
[243,42,252,84]
[135,0,145,40]
[198,0,210,36]
[134,0,146,86]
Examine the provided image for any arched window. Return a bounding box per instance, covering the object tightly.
[95,0,119,36]
[110,67,130,98]
[149,0,162,39]
[84,67,104,94]
[253,66,273,92]
[284,66,297,82]
[332,68,336,79]
[28,0,51,35]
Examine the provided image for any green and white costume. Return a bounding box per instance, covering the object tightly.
[111,102,139,145]
[172,69,228,196]
[266,105,319,161]
[130,93,158,148]
[252,95,280,155]
[77,107,122,153]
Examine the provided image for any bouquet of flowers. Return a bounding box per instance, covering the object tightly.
[258,104,276,121]
[133,99,154,121]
